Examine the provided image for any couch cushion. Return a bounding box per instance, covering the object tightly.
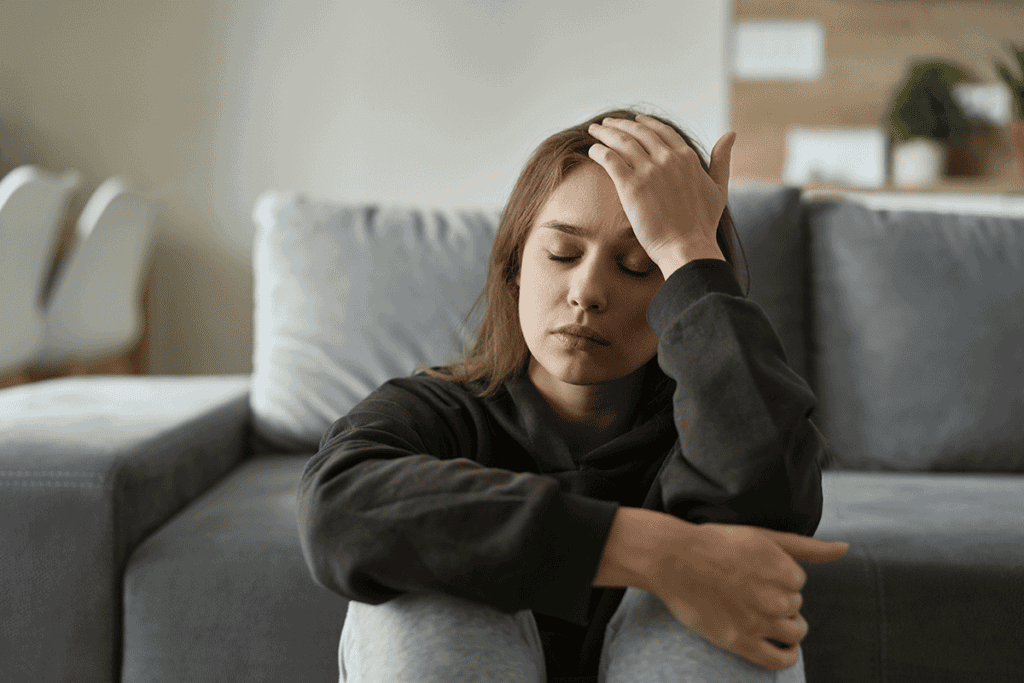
[121,460,1024,683]
[122,455,348,683]
[802,470,1024,683]
[250,193,499,452]
[808,201,1024,471]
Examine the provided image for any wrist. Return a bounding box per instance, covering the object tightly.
[654,241,725,280]
[593,507,689,592]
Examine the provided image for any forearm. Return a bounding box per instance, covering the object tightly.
[592,506,696,591]
[654,240,725,281]
[647,260,823,533]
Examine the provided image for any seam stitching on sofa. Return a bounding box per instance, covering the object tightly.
[869,544,887,683]
[0,469,105,479]
[0,479,104,489]
[0,471,106,489]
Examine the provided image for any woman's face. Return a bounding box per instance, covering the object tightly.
[516,162,664,387]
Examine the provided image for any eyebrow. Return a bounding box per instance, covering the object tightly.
[540,221,638,242]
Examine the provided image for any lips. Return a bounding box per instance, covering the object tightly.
[552,324,611,346]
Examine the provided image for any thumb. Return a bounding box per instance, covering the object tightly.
[708,131,736,202]
[759,528,850,564]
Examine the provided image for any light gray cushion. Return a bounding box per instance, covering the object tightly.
[250,192,499,452]
[808,201,1024,471]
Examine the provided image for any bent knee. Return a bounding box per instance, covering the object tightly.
[341,592,545,682]
[347,591,518,634]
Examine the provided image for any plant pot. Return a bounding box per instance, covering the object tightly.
[892,138,947,188]
[946,122,999,178]
[1011,120,1024,181]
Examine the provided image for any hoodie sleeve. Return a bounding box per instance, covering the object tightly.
[296,378,619,626]
[646,258,824,536]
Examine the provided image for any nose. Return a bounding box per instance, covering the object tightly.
[568,259,609,312]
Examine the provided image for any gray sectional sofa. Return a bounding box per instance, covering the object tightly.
[2,185,1022,683]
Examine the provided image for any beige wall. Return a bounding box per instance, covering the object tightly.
[1,0,734,375]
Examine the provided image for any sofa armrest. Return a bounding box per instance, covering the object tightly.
[0,374,251,683]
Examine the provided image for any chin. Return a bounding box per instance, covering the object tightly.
[532,351,624,387]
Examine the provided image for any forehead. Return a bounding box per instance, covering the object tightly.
[529,163,634,243]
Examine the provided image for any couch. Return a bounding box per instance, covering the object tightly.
[2,184,1022,683]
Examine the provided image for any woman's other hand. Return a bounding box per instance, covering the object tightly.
[593,507,848,672]
[652,520,848,671]
[586,114,736,275]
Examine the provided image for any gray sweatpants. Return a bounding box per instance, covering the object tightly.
[339,586,806,682]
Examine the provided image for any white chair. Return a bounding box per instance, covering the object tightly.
[33,177,157,368]
[0,165,80,376]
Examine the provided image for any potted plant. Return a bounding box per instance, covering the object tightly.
[994,40,1024,180]
[885,61,974,187]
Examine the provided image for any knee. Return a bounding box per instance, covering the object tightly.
[601,588,805,682]
[347,591,516,638]
[605,587,676,637]
[341,592,545,682]
[345,592,467,652]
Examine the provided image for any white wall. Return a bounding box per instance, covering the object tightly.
[1,0,733,375]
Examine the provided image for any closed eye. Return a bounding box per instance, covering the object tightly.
[548,255,653,279]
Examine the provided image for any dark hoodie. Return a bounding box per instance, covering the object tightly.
[297,257,824,677]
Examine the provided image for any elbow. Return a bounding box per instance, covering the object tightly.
[295,463,341,590]
[296,489,329,588]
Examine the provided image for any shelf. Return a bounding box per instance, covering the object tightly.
[734,177,1024,216]
[800,178,1024,195]
[801,183,1024,216]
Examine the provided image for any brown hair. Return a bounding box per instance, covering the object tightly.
[415,107,749,399]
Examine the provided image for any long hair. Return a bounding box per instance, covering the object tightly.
[415,107,749,400]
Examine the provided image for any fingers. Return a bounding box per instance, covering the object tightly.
[760,528,850,564]
[588,115,700,173]
[708,131,736,202]
[787,591,803,614]
[595,116,688,160]
[756,587,803,617]
[588,121,649,170]
[587,141,632,180]
[742,635,803,671]
[633,113,695,155]
[802,541,850,563]
[762,612,809,647]
[768,555,806,593]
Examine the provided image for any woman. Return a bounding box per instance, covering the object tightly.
[297,107,849,682]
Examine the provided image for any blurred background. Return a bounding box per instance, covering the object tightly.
[1,0,1022,383]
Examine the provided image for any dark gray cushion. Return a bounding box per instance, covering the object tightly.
[120,460,1024,683]
[802,471,1024,683]
[122,455,348,683]
[727,185,810,388]
[808,201,1024,471]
